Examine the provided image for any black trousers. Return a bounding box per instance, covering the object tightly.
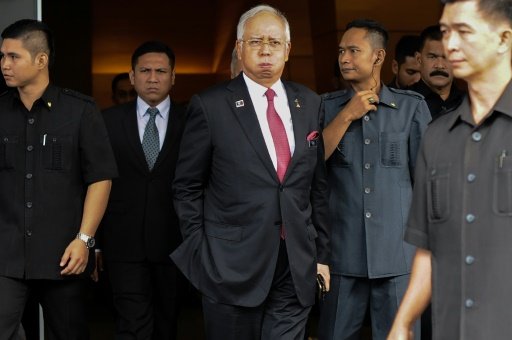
[0,276,88,340]
[318,274,420,340]
[107,261,182,340]
[202,240,311,340]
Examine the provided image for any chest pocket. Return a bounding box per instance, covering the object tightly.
[327,132,354,167]
[0,135,18,170]
[380,132,407,168]
[494,153,512,216]
[427,163,451,223]
[42,135,73,171]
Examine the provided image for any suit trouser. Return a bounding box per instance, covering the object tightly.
[0,276,88,340]
[202,240,311,340]
[107,261,181,340]
[318,274,420,340]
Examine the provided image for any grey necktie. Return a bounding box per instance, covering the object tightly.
[142,107,160,170]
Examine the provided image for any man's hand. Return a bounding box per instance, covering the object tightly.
[323,89,379,159]
[60,239,89,275]
[317,263,331,292]
[340,90,379,123]
[90,250,103,282]
[387,324,413,340]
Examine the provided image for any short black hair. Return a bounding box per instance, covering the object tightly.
[419,25,443,52]
[345,19,389,49]
[441,0,512,26]
[1,19,55,67]
[394,35,421,65]
[111,72,130,93]
[131,41,175,70]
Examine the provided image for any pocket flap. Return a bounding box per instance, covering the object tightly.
[205,221,243,241]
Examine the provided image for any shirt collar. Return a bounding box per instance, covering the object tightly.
[377,84,400,110]
[242,73,285,100]
[137,95,171,119]
[342,84,399,110]
[448,79,512,130]
[12,84,57,111]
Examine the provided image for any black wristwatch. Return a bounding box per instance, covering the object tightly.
[76,232,96,249]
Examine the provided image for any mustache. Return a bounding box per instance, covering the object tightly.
[430,70,449,78]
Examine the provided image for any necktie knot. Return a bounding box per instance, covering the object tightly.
[146,107,159,119]
[265,88,276,102]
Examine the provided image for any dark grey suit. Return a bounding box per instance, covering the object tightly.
[171,74,330,339]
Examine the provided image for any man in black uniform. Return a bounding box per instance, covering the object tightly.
[408,25,464,120]
[0,19,117,339]
[389,0,512,339]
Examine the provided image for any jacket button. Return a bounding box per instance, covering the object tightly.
[472,132,481,142]
[466,214,475,223]
[465,255,475,265]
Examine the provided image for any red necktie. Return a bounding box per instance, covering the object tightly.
[265,89,291,182]
[265,88,291,239]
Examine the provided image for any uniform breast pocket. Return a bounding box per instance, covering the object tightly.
[494,153,512,216]
[42,135,73,171]
[0,135,18,171]
[327,132,353,167]
[380,132,407,168]
[427,163,451,223]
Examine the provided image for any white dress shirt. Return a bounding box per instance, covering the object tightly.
[136,96,170,150]
[243,73,295,170]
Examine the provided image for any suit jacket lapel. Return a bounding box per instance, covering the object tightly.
[123,102,150,173]
[283,82,308,183]
[228,75,278,182]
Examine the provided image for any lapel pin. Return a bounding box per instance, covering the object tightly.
[294,99,301,108]
[235,100,244,108]
[47,101,52,108]
[390,102,396,107]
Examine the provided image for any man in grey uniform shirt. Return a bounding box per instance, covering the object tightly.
[389,0,512,339]
[318,19,430,339]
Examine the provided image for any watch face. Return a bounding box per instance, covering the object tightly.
[86,238,96,248]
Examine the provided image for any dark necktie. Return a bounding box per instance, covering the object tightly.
[265,88,291,239]
[142,107,160,171]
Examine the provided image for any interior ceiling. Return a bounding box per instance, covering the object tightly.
[92,0,257,75]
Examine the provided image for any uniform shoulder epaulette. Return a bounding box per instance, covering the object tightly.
[61,88,96,104]
[321,89,349,101]
[388,87,425,100]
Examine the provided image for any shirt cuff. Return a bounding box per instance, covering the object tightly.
[404,227,429,250]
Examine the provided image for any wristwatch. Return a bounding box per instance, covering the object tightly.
[76,232,96,249]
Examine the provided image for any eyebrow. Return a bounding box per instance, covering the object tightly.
[339,44,360,49]
[440,22,473,30]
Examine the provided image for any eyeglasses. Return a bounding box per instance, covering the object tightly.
[240,38,287,50]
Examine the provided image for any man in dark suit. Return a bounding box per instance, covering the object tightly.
[171,4,330,340]
[100,41,186,340]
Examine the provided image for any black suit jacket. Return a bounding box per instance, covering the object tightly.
[171,74,330,307]
[100,100,186,263]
